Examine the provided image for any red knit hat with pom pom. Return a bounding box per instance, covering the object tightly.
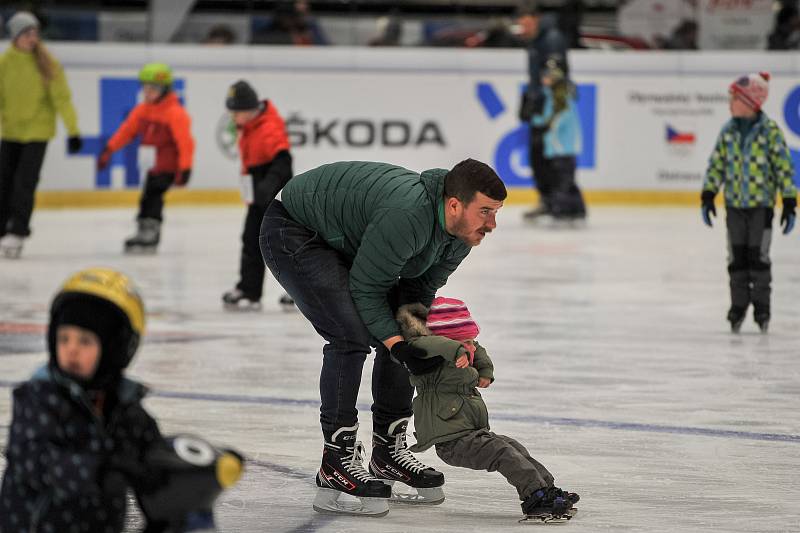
[730,72,770,111]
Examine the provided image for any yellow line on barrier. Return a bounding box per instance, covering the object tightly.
[36,189,242,208]
[35,188,702,208]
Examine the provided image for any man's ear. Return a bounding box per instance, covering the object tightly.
[444,196,461,215]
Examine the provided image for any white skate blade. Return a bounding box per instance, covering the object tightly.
[124,245,158,255]
[389,486,445,505]
[312,488,389,517]
[519,507,577,524]
[223,301,263,312]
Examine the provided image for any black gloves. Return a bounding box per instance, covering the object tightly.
[101,454,163,495]
[174,169,191,187]
[701,190,717,227]
[781,197,796,235]
[518,91,545,122]
[390,341,443,376]
[67,136,83,154]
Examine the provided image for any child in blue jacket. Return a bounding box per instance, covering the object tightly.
[529,59,587,221]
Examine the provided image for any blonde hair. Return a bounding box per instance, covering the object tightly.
[32,42,55,83]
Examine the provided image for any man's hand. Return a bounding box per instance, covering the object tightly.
[455,354,469,368]
[477,377,492,388]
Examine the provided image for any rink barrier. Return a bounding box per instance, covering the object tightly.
[34,189,703,208]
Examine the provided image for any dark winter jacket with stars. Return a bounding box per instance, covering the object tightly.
[0,365,163,533]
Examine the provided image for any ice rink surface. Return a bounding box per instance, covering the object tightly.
[1,205,799,533]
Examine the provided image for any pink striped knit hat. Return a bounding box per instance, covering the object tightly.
[729,72,770,111]
[426,297,479,342]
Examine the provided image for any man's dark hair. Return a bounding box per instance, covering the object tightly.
[516,0,540,17]
[444,159,507,204]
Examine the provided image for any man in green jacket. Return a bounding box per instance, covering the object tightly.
[259,159,506,516]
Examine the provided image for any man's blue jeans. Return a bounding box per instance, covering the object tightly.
[260,200,413,435]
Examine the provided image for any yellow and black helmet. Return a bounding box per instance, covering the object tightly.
[48,268,145,386]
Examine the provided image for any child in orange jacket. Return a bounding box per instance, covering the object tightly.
[97,63,194,253]
[222,80,294,310]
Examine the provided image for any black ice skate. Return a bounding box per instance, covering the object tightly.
[313,425,391,517]
[727,306,746,333]
[519,486,578,524]
[221,289,262,312]
[753,305,770,334]
[124,218,160,254]
[0,234,23,259]
[369,418,445,505]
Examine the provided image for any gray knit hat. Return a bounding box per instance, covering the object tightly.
[7,11,39,41]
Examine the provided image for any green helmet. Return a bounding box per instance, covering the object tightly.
[139,62,173,86]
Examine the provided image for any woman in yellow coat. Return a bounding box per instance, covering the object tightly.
[0,11,82,258]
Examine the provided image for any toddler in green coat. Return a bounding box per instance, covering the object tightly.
[396,296,579,521]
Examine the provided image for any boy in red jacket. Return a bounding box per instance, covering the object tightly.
[222,80,294,310]
[98,63,195,253]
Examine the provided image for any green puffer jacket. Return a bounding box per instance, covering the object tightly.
[281,161,471,342]
[404,335,495,452]
[0,46,80,142]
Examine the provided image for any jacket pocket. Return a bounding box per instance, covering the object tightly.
[436,396,464,421]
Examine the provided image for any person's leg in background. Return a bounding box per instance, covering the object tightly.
[0,140,24,238]
[747,207,773,332]
[726,207,750,332]
[525,126,553,219]
[0,141,47,258]
[124,172,174,253]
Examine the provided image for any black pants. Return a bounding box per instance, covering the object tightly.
[138,172,177,222]
[235,172,289,301]
[726,207,773,315]
[529,126,554,205]
[0,140,48,237]
[260,200,413,434]
[544,157,586,217]
[236,202,269,300]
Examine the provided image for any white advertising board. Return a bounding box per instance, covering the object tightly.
[3,44,799,194]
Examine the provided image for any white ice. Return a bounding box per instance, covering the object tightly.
[1,205,799,533]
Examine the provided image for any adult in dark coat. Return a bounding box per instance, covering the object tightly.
[516,1,569,218]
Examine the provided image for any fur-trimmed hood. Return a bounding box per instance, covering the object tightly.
[396,303,431,340]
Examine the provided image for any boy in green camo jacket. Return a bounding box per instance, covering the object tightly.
[701,71,797,333]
